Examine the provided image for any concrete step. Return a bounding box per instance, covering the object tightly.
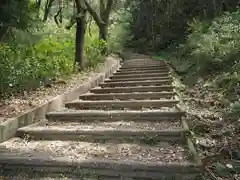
[123,59,162,63]
[119,65,168,70]
[116,69,169,74]
[90,86,174,94]
[107,76,171,82]
[65,100,179,110]
[121,64,166,68]
[2,173,141,180]
[80,92,175,100]
[45,109,185,122]
[122,61,165,66]
[110,72,170,79]
[0,174,90,180]
[17,121,186,142]
[0,139,201,179]
[120,65,168,70]
[99,79,172,88]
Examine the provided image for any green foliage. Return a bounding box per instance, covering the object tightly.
[0,21,107,95]
[85,24,106,68]
[0,26,75,95]
[171,9,240,90]
[108,7,133,54]
[0,0,38,40]
[230,101,240,116]
[127,0,239,51]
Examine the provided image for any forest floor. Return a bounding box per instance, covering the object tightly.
[173,76,240,180]
[0,60,109,122]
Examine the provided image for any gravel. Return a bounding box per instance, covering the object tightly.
[0,138,189,164]
[27,120,181,131]
[59,107,179,113]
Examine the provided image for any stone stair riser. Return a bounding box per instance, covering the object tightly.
[90,86,174,94]
[80,92,175,100]
[65,100,179,110]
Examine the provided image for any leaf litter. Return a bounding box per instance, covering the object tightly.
[174,77,240,180]
[0,63,107,121]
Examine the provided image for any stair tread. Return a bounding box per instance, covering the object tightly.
[80,91,175,98]
[2,174,88,180]
[92,85,174,90]
[18,121,182,132]
[71,99,177,103]
[106,77,171,82]
[112,73,169,77]
[101,79,171,84]
[65,99,178,110]
[0,138,195,167]
[59,107,179,112]
[90,85,174,94]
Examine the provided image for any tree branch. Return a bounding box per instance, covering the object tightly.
[105,0,114,19]
[83,0,105,27]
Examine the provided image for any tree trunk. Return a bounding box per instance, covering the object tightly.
[99,23,108,42]
[74,0,87,70]
[36,0,42,18]
[99,23,108,54]
[43,0,55,22]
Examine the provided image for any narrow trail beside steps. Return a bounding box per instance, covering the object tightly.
[0,54,202,180]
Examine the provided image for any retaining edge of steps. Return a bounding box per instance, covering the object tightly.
[0,155,202,176]
[175,95,203,169]
[0,56,121,143]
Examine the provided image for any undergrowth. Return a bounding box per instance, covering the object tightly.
[154,9,240,180]
[159,9,240,94]
[0,21,105,96]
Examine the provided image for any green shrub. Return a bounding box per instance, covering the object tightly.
[0,21,108,95]
[0,26,75,95]
[171,9,240,90]
[84,24,106,68]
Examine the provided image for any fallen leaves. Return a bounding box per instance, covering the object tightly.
[175,77,240,180]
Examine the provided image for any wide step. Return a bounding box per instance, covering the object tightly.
[90,86,174,94]
[110,72,169,79]
[17,121,185,142]
[0,138,200,179]
[119,65,168,70]
[79,92,175,100]
[45,109,184,122]
[119,66,168,71]
[100,79,172,88]
[116,69,169,74]
[113,72,169,77]
[106,76,171,82]
[65,100,179,110]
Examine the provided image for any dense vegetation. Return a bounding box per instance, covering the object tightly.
[0,0,128,95]
[126,0,240,103]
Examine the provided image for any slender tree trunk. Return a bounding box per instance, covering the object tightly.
[74,0,87,70]
[152,0,157,51]
[99,23,108,42]
[43,0,55,22]
[36,0,42,18]
[98,22,108,54]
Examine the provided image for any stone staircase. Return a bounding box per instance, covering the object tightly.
[0,56,202,179]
